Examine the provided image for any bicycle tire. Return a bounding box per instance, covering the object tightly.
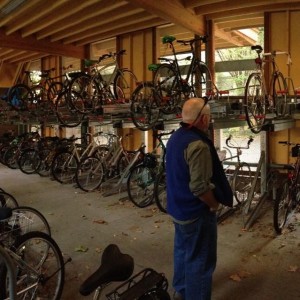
[153,169,167,213]
[68,73,99,113]
[0,231,64,300]
[138,288,171,300]
[153,64,182,114]
[75,156,104,192]
[18,148,40,174]
[273,180,290,234]
[114,69,138,103]
[55,90,85,127]
[191,62,214,99]
[51,151,78,184]
[0,191,19,208]
[35,148,52,177]
[3,145,19,169]
[231,162,252,205]
[130,82,160,131]
[127,164,155,208]
[7,83,32,111]
[47,81,64,102]
[244,72,266,134]
[273,72,288,116]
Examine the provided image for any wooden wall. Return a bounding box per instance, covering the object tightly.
[267,10,300,164]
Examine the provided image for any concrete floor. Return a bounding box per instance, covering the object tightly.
[0,164,300,300]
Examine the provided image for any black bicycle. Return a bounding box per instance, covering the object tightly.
[273,141,300,234]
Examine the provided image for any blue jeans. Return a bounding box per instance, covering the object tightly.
[173,211,217,300]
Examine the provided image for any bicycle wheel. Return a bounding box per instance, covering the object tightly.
[75,156,104,192]
[69,73,99,113]
[114,69,138,102]
[3,145,19,169]
[0,191,19,208]
[51,151,78,184]
[127,164,155,208]
[273,180,290,234]
[153,64,182,114]
[191,62,215,99]
[18,148,40,174]
[273,72,288,116]
[0,231,64,300]
[7,84,32,111]
[55,90,85,127]
[0,206,51,247]
[244,72,266,134]
[231,162,252,205]
[47,81,64,102]
[153,169,167,213]
[35,148,52,177]
[130,82,160,131]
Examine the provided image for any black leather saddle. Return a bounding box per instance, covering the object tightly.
[79,243,134,296]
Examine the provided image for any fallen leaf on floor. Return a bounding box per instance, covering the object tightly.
[229,274,241,282]
[154,219,164,223]
[229,270,251,282]
[75,245,88,252]
[93,219,108,224]
[95,248,102,253]
[288,265,298,272]
[122,232,129,236]
[140,214,153,218]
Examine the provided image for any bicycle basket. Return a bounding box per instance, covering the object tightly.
[143,153,157,168]
[292,144,300,157]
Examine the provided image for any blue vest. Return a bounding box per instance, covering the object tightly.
[166,124,233,221]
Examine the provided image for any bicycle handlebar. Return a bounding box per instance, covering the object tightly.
[225,135,254,149]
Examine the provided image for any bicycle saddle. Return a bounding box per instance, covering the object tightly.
[79,244,134,296]
[0,207,12,221]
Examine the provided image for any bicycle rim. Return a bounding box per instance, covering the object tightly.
[130,82,160,131]
[18,149,39,174]
[55,91,84,127]
[76,157,104,192]
[127,165,154,208]
[273,181,290,234]
[244,73,266,133]
[153,64,182,114]
[273,72,288,116]
[191,62,215,99]
[153,169,167,213]
[232,162,252,206]
[114,70,138,103]
[0,231,64,300]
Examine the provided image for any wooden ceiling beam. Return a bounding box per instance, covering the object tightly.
[214,27,244,47]
[63,12,160,44]
[0,0,40,27]
[37,1,133,40]
[7,53,48,64]
[75,18,167,46]
[5,0,69,35]
[127,0,205,35]
[0,29,86,59]
[183,0,226,9]
[21,0,101,38]
[50,7,144,42]
[194,0,300,15]
[206,2,300,20]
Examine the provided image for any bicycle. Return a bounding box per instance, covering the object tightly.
[127,131,173,210]
[244,45,292,133]
[223,135,254,205]
[130,35,218,131]
[0,207,66,299]
[68,50,138,114]
[273,141,300,234]
[79,243,170,300]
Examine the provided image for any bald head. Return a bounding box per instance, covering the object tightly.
[182,98,210,124]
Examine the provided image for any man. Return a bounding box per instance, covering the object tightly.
[166,98,233,300]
